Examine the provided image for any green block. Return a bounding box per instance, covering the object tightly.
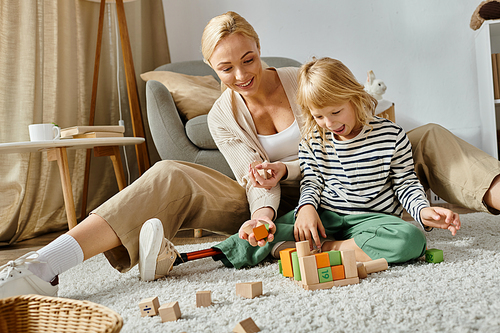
[291,252,301,281]
[318,266,333,283]
[425,248,443,263]
[327,250,342,266]
[278,260,282,275]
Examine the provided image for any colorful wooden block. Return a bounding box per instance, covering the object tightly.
[331,264,345,281]
[236,281,263,299]
[139,296,160,317]
[356,262,368,279]
[425,249,443,263]
[314,252,330,269]
[333,277,360,287]
[253,224,269,241]
[196,290,212,307]
[296,240,311,258]
[298,255,319,285]
[279,248,296,277]
[318,266,333,283]
[364,258,389,273]
[233,317,261,333]
[327,250,342,266]
[278,260,282,275]
[340,250,358,278]
[291,252,301,281]
[158,301,181,322]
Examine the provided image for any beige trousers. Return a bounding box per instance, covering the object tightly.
[408,123,500,213]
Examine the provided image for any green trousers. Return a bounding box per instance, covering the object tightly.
[215,208,427,269]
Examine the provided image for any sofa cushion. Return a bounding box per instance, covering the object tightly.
[185,115,218,149]
[140,71,221,121]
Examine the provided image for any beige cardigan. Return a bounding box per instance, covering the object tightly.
[208,67,304,217]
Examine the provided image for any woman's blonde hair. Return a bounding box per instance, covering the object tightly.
[297,57,377,140]
[201,11,260,66]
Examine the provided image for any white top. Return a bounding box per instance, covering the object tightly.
[257,120,301,162]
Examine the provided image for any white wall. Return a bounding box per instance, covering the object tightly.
[162,0,485,150]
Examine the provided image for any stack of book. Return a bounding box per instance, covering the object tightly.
[61,125,125,139]
[492,53,500,100]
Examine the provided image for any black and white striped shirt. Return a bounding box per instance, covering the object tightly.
[297,117,429,228]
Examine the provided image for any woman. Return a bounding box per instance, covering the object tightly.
[1,11,499,298]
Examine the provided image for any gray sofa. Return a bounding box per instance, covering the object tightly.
[145,57,301,179]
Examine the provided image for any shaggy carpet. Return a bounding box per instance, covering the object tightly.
[59,212,500,332]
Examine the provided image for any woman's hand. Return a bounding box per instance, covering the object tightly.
[239,208,275,247]
[248,161,287,190]
[294,204,326,250]
[420,207,461,236]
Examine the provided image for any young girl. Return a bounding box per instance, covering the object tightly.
[215,57,461,268]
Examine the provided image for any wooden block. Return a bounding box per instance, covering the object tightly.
[139,296,160,317]
[357,262,368,279]
[298,255,319,285]
[327,250,342,266]
[291,252,301,281]
[364,258,389,273]
[158,301,181,322]
[196,290,212,307]
[314,252,330,269]
[425,249,443,263]
[253,224,268,241]
[333,277,360,287]
[302,281,334,291]
[250,161,269,180]
[279,248,296,278]
[318,266,333,283]
[241,223,254,236]
[278,260,282,275]
[295,240,311,258]
[233,317,261,333]
[236,281,263,299]
[340,250,358,278]
[331,265,345,281]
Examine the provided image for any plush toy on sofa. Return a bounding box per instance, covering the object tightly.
[364,70,386,101]
[470,0,500,30]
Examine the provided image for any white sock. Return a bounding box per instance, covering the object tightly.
[28,234,84,282]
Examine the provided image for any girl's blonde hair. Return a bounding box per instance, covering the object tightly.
[297,57,377,140]
[201,11,260,66]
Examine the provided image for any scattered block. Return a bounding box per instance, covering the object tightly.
[327,250,342,266]
[331,265,345,281]
[158,301,181,322]
[296,240,310,258]
[314,252,330,269]
[253,223,269,241]
[425,248,443,263]
[356,262,368,279]
[291,252,301,281]
[318,266,333,283]
[364,258,389,273]
[196,290,212,307]
[139,296,160,317]
[279,248,296,277]
[236,281,263,299]
[233,317,261,333]
[298,255,319,285]
[340,250,358,278]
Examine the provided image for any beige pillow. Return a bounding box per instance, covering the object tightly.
[140,71,221,121]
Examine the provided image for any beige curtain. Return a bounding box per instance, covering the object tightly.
[0,0,169,245]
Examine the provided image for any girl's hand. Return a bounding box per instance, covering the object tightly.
[248,161,287,190]
[294,204,327,250]
[420,207,461,236]
[239,216,275,247]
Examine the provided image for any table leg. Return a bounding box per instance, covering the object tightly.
[94,145,126,191]
[47,147,77,229]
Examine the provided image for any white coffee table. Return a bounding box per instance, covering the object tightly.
[0,137,145,229]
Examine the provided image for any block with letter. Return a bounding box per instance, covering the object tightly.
[340,250,358,278]
[318,266,333,283]
[139,296,160,317]
[158,301,181,322]
[196,290,212,307]
[236,281,263,299]
[425,249,443,263]
[279,248,296,278]
[233,317,261,333]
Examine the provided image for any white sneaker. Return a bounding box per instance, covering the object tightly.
[139,218,181,281]
[0,252,58,298]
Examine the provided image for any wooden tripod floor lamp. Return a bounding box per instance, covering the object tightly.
[81,0,150,220]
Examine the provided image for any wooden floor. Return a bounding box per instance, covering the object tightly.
[0,203,472,266]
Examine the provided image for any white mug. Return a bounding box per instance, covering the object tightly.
[29,124,61,141]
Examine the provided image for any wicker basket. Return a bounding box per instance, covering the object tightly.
[0,294,123,333]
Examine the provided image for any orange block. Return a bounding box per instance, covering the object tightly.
[253,224,268,241]
[314,253,330,269]
[279,248,296,278]
[331,265,345,281]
